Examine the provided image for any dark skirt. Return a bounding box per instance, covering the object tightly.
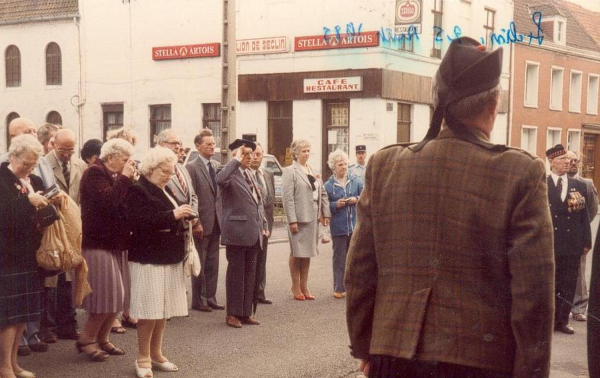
[369,356,512,378]
[82,248,130,314]
[0,269,42,326]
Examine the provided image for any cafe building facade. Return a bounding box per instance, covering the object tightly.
[235,0,513,176]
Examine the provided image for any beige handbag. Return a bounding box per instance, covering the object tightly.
[183,222,201,277]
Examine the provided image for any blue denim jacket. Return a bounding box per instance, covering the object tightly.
[324,173,363,236]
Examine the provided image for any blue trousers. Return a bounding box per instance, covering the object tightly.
[332,234,351,293]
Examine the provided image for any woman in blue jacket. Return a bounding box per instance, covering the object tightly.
[324,150,363,299]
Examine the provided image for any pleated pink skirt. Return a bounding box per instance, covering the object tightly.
[81,248,130,314]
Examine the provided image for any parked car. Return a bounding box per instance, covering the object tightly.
[184,150,283,202]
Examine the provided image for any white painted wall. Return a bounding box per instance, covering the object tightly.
[0,19,80,151]
[80,0,223,152]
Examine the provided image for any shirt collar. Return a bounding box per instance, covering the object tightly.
[550,171,568,184]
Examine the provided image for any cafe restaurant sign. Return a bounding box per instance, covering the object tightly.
[295,31,379,51]
[152,43,220,60]
[236,37,288,55]
[304,77,363,93]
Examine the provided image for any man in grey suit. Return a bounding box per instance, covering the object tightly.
[186,129,225,312]
[217,139,267,328]
[41,129,87,342]
[250,143,275,304]
[567,150,599,322]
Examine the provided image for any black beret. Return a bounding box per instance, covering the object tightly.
[228,138,256,151]
[355,145,366,152]
[546,144,567,159]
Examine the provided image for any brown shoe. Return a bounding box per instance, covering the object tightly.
[40,332,58,344]
[17,345,31,357]
[573,313,587,322]
[29,341,49,353]
[226,315,242,328]
[241,317,261,325]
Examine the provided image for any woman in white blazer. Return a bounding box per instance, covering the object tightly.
[282,139,330,300]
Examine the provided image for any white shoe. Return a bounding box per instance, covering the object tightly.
[152,360,179,372]
[135,360,153,378]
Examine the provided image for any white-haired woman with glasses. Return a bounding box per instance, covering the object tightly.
[77,138,136,362]
[282,139,330,301]
[0,135,48,378]
[324,150,362,299]
[124,146,193,378]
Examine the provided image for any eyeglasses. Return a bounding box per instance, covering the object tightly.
[163,141,182,147]
[56,148,75,155]
[15,155,38,169]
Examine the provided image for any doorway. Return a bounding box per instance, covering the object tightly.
[268,101,293,167]
[322,100,350,180]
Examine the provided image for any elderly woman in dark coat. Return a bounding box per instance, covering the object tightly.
[125,146,193,378]
[77,138,136,362]
[0,135,48,378]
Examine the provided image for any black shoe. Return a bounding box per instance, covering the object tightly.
[555,324,575,334]
[258,298,273,305]
[29,341,49,353]
[192,305,212,312]
[208,302,225,310]
[17,345,31,356]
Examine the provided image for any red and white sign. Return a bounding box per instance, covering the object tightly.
[295,31,379,51]
[152,43,220,60]
[304,77,363,93]
[236,37,288,55]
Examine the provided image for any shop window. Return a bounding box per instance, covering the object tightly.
[431,0,443,58]
[150,104,171,146]
[46,111,62,125]
[399,36,413,52]
[5,45,21,87]
[46,42,62,85]
[587,75,599,115]
[323,100,350,179]
[521,126,537,155]
[524,62,539,108]
[202,103,222,150]
[268,101,293,166]
[484,8,495,50]
[397,103,411,143]
[102,103,124,140]
[550,67,564,110]
[570,71,582,113]
[6,112,19,147]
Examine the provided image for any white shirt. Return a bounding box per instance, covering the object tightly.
[550,172,568,202]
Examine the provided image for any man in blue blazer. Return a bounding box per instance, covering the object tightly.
[217,139,267,328]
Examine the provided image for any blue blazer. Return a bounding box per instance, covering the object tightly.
[324,173,362,236]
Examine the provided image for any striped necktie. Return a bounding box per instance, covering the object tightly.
[175,166,188,197]
[62,161,70,189]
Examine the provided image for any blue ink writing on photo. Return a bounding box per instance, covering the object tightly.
[380,25,420,44]
[323,22,363,43]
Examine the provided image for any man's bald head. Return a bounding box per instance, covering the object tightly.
[54,129,77,164]
[8,118,37,139]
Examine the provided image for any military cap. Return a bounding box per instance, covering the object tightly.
[356,145,366,152]
[228,138,256,151]
[546,144,567,160]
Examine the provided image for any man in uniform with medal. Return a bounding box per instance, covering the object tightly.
[546,144,592,334]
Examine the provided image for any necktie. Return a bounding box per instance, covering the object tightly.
[557,177,563,197]
[244,170,261,201]
[255,170,265,197]
[175,166,188,197]
[62,161,70,189]
[208,161,217,190]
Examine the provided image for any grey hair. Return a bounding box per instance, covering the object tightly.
[432,72,501,119]
[156,129,178,145]
[139,146,177,176]
[99,138,134,160]
[106,126,137,146]
[327,149,349,170]
[9,134,44,159]
[290,139,311,160]
[37,123,61,145]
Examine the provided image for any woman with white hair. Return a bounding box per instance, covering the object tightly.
[282,139,330,300]
[0,135,48,378]
[324,150,362,299]
[124,147,193,378]
[77,138,136,362]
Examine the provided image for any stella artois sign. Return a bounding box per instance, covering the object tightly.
[395,0,422,34]
[152,43,220,60]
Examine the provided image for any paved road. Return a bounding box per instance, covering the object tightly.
[20,219,598,377]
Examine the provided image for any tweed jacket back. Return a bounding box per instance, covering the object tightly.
[345,128,555,378]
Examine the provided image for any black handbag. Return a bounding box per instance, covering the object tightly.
[36,204,59,227]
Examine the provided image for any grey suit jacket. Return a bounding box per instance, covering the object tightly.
[255,168,275,234]
[167,164,198,211]
[281,161,330,224]
[577,176,599,222]
[186,156,221,236]
[217,158,266,247]
[46,151,87,204]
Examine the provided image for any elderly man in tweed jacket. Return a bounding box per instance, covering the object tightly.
[345,37,555,378]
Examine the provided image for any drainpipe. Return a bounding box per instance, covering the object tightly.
[73,15,86,149]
